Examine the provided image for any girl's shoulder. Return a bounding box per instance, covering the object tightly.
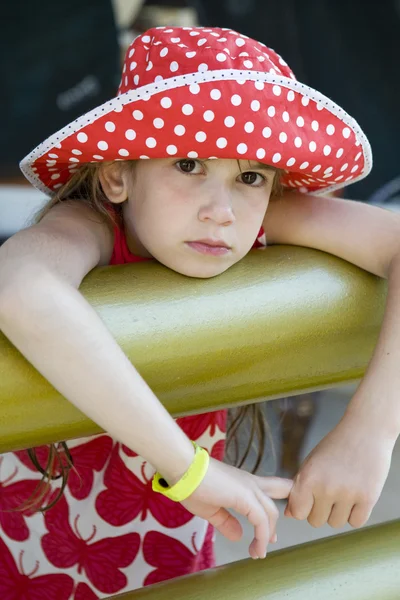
[39,200,115,267]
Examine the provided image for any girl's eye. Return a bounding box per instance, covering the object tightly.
[239,171,266,186]
[176,159,203,174]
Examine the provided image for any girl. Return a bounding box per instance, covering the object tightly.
[0,25,400,600]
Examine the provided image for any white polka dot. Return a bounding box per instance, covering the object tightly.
[160,47,168,57]
[294,137,302,148]
[355,151,362,161]
[272,85,282,96]
[300,162,309,169]
[235,38,246,47]
[182,104,194,115]
[187,151,198,158]
[105,121,116,132]
[174,124,186,136]
[146,137,157,148]
[161,97,172,108]
[128,48,135,58]
[195,131,207,142]
[50,173,60,180]
[114,104,123,113]
[189,83,200,94]
[324,166,333,174]
[71,149,82,155]
[186,51,196,58]
[279,132,287,143]
[251,100,260,111]
[98,141,108,151]
[130,61,137,71]
[134,75,139,85]
[316,102,324,111]
[267,106,275,117]
[231,94,242,106]
[286,157,296,167]
[142,35,151,43]
[296,116,304,127]
[322,145,331,156]
[237,143,248,154]
[189,31,200,36]
[224,116,235,128]
[216,53,227,62]
[210,89,221,100]
[170,61,179,72]
[309,141,317,152]
[203,110,215,122]
[243,60,253,68]
[69,157,79,163]
[53,183,62,189]
[287,90,295,102]
[311,120,319,132]
[216,137,228,148]
[154,75,163,83]
[197,38,207,46]
[46,160,56,166]
[153,118,164,129]
[167,145,178,155]
[272,153,281,163]
[335,175,344,181]
[255,81,264,90]
[326,124,335,135]
[125,129,136,140]
[48,153,59,158]
[340,163,349,172]
[76,131,88,144]
[312,164,321,172]
[256,148,266,159]
[343,127,351,139]
[262,127,272,138]
[282,111,290,122]
[336,148,344,158]
[301,96,310,106]
[198,63,208,72]
[93,155,104,160]
[118,149,129,157]
[171,37,180,43]
[244,121,254,133]
[351,165,359,173]
[133,110,144,120]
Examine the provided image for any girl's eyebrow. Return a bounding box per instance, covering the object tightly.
[249,162,276,172]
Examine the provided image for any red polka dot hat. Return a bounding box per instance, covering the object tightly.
[20,26,372,196]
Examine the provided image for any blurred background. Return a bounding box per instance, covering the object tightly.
[1,0,399,565]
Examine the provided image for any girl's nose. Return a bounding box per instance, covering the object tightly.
[197,187,236,226]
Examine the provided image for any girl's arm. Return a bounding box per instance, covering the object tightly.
[0,202,195,482]
[264,193,400,528]
[0,202,291,559]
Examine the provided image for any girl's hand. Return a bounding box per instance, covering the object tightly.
[181,458,293,559]
[284,416,394,528]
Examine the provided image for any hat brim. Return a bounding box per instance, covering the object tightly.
[20,70,372,196]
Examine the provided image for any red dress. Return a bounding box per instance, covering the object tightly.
[0,223,266,599]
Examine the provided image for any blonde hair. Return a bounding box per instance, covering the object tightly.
[22,159,281,512]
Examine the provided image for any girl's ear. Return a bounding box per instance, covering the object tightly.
[99,162,128,204]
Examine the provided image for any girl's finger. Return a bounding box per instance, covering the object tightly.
[255,489,279,543]
[208,507,243,541]
[327,502,353,529]
[307,497,332,528]
[348,503,373,529]
[245,499,270,559]
[258,476,293,499]
[286,482,314,520]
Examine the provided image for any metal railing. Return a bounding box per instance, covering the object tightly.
[1,247,397,599]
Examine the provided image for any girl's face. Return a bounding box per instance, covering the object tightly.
[122,158,276,278]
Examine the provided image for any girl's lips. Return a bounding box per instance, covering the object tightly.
[185,242,232,256]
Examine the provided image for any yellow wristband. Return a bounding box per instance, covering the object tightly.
[152,441,210,502]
